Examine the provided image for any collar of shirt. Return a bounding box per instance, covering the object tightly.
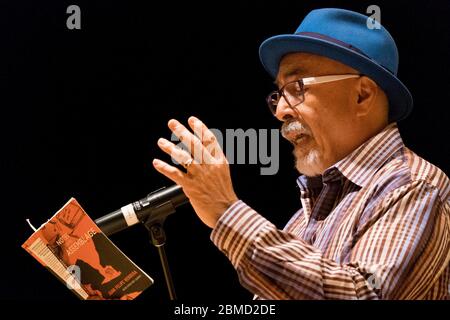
[296,122,405,192]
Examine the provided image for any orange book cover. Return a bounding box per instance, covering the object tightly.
[22,198,154,300]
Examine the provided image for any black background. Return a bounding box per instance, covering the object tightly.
[2,0,449,307]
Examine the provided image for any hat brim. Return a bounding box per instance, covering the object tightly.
[259,34,413,122]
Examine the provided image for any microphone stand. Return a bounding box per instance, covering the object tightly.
[143,200,178,300]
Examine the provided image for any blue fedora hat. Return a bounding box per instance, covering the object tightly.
[259,8,413,122]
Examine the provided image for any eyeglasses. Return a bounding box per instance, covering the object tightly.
[266,74,361,115]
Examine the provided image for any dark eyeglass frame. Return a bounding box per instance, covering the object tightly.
[266,74,361,116]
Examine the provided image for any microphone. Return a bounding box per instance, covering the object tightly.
[95,184,189,236]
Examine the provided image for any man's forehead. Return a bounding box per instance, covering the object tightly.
[274,67,306,86]
[275,53,355,86]
[275,54,321,85]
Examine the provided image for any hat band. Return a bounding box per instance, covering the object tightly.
[296,32,368,57]
[296,32,394,75]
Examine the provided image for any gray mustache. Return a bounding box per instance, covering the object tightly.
[281,121,311,139]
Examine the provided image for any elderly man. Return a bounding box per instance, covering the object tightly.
[152,8,449,299]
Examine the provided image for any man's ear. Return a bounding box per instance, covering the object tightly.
[355,76,378,117]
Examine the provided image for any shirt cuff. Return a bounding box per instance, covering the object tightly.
[210,200,271,267]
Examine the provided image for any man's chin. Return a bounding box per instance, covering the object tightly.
[294,148,323,177]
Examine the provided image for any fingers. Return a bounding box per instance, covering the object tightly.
[152,158,184,185]
[154,117,226,186]
[157,137,193,166]
[168,119,215,164]
[187,116,226,162]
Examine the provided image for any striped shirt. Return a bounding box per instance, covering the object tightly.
[211,122,450,299]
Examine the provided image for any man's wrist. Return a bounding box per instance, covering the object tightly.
[213,198,241,229]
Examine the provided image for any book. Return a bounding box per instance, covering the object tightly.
[22,198,154,300]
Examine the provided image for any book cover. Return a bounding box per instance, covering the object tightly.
[22,198,154,300]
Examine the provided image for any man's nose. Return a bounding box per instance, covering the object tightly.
[275,96,297,122]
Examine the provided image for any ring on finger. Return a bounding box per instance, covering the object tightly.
[182,157,194,169]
